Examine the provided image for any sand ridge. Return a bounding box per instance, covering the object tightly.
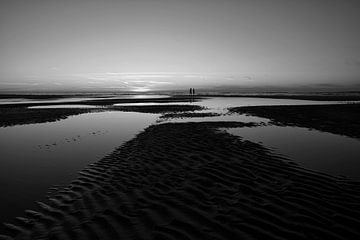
[1,122,360,239]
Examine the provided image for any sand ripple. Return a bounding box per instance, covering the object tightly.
[1,122,360,239]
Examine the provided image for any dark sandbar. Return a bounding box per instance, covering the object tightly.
[112,104,204,114]
[0,108,102,127]
[230,103,360,139]
[160,112,221,119]
[199,93,360,101]
[0,104,203,127]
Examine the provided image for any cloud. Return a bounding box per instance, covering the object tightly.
[70,72,182,91]
[50,66,59,71]
[243,76,253,81]
[62,72,258,92]
[315,83,338,87]
[0,82,40,86]
[345,59,360,66]
[128,80,172,84]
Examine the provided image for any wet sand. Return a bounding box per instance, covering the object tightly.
[0,95,203,127]
[159,112,221,120]
[200,93,360,101]
[113,105,204,113]
[1,121,360,239]
[0,95,201,108]
[230,103,360,139]
[0,108,101,127]
[0,94,67,100]
[1,98,360,239]
[0,103,203,127]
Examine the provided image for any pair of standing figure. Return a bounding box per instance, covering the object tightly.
[189,88,196,95]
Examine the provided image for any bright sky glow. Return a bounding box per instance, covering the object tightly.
[1,0,360,92]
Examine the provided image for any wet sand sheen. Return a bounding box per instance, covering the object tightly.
[2,122,360,239]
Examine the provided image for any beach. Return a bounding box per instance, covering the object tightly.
[230,104,360,139]
[1,121,360,239]
[1,95,360,239]
[2,0,360,238]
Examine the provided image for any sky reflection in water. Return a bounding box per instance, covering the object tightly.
[0,96,359,224]
[0,111,159,223]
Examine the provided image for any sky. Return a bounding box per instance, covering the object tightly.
[0,0,360,92]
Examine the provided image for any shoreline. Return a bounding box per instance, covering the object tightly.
[196,93,360,101]
[2,94,359,129]
[0,96,201,108]
[0,103,204,128]
[1,121,359,239]
[1,98,360,239]
[230,103,360,139]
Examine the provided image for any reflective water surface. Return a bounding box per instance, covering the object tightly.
[198,97,347,112]
[0,111,158,223]
[114,102,189,106]
[28,104,100,109]
[224,126,360,180]
[0,94,169,105]
[0,96,359,224]
[164,97,360,180]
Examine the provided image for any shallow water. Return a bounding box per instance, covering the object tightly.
[0,96,359,224]
[161,97,341,123]
[0,94,169,105]
[0,111,159,223]
[164,97,360,180]
[161,113,268,124]
[198,97,345,113]
[28,104,100,109]
[223,126,360,180]
[0,97,96,105]
[115,97,340,109]
[114,102,190,106]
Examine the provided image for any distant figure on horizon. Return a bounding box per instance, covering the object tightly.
[189,88,192,96]
[193,88,195,95]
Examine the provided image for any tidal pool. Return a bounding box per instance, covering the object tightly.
[0,96,358,225]
[164,97,360,180]
[0,111,158,223]
[223,125,360,180]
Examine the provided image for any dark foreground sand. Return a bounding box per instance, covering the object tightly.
[1,121,359,240]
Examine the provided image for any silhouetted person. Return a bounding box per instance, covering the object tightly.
[193,88,195,95]
[189,88,194,102]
